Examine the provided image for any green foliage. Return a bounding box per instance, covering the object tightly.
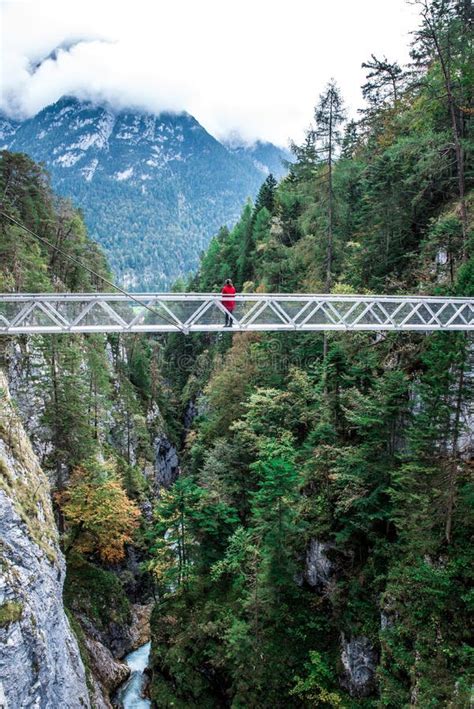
[0,150,165,677]
[3,4,473,705]
[64,554,132,631]
[379,553,474,706]
[42,336,98,475]
[0,151,110,292]
[148,3,474,705]
[291,651,344,707]
[0,224,50,292]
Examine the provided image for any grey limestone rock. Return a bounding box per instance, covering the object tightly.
[153,434,179,490]
[6,340,53,465]
[340,634,378,698]
[0,371,90,708]
[83,635,130,694]
[304,538,334,591]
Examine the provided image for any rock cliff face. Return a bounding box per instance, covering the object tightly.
[340,634,378,698]
[7,340,52,466]
[304,538,334,591]
[1,340,163,705]
[129,603,153,650]
[0,371,90,708]
[153,434,179,490]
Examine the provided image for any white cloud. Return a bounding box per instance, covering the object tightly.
[0,0,420,145]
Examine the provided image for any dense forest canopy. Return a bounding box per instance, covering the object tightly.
[145,2,473,706]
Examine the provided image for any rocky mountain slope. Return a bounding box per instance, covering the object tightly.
[0,372,90,708]
[0,97,289,290]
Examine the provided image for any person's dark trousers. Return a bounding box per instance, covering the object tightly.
[225,312,233,327]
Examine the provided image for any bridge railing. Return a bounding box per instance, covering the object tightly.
[0,293,473,334]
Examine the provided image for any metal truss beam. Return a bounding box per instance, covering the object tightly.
[0,293,473,334]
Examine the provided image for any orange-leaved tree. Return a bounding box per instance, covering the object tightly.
[57,460,141,563]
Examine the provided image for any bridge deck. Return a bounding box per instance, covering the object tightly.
[0,293,473,334]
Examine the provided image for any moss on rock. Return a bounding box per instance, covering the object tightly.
[0,600,23,627]
[64,554,131,631]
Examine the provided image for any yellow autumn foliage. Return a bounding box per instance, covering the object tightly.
[57,463,141,563]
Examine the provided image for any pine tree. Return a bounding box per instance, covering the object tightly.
[312,80,346,290]
[411,0,472,256]
[254,174,278,214]
[361,54,404,107]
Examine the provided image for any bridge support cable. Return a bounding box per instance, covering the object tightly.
[0,293,473,334]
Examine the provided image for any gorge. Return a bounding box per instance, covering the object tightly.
[0,1,473,706]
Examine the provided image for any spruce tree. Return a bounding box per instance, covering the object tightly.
[312,80,346,290]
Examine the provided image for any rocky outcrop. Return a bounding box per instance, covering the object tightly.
[83,636,130,695]
[0,371,90,708]
[183,398,199,430]
[340,634,378,698]
[458,337,474,460]
[153,434,179,490]
[183,394,208,432]
[129,603,153,650]
[6,340,53,465]
[72,598,151,665]
[380,611,391,631]
[304,538,333,591]
[147,400,180,491]
[118,545,154,601]
[78,603,152,706]
[89,678,113,709]
[76,611,133,660]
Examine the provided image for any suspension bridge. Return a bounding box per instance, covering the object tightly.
[0,293,473,334]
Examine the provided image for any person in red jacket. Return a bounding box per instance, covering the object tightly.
[221,279,236,327]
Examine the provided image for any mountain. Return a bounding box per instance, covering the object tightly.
[0,115,20,146]
[224,137,292,177]
[2,96,289,290]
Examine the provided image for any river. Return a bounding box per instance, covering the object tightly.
[115,642,151,708]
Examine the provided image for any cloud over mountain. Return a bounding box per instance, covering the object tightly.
[0,0,419,146]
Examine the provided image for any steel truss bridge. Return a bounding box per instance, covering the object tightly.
[0,293,473,335]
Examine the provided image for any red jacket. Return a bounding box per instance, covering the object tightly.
[221,284,236,311]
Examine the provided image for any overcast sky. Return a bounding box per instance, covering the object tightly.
[0,0,420,146]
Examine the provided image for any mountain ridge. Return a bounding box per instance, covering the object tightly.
[1,96,290,290]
